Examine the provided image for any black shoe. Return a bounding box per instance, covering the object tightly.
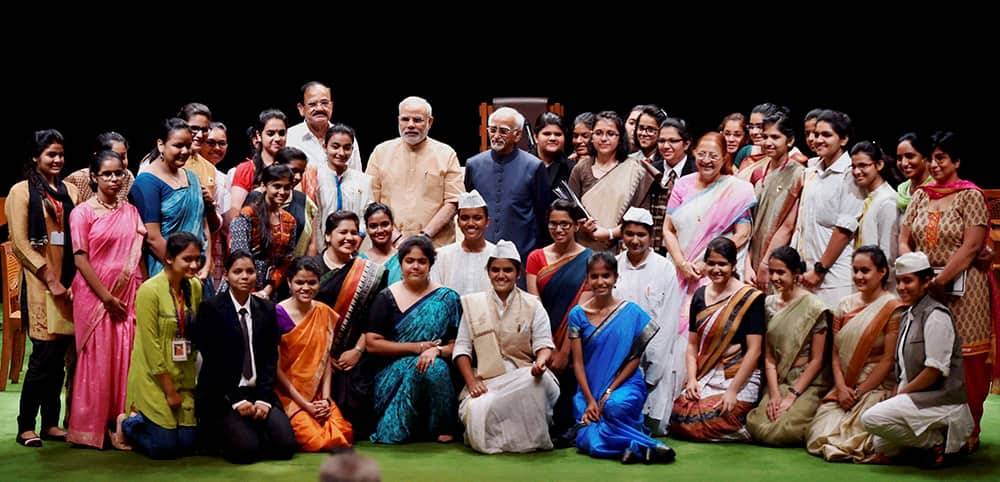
[40,430,67,442]
[16,433,42,448]
[621,448,644,464]
[645,444,676,464]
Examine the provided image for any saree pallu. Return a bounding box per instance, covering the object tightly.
[749,161,804,270]
[66,203,145,448]
[134,171,205,277]
[806,293,902,462]
[278,302,353,451]
[370,288,461,444]
[671,286,763,442]
[570,302,661,458]
[669,175,757,332]
[537,249,592,349]
[579,159,656,251]
[746,294,831,446]
[316,256,386,437]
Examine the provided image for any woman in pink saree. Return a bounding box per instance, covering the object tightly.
[662,133,756,332]
[66,151,146,449]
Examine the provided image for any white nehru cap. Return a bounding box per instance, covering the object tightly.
[458,190,487,209]
[622,207,653,226]
[491,239,520,263]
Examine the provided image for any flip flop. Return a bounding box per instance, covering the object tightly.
[16,433,42,448]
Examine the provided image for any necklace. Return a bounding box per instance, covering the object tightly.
[96,196,119,211]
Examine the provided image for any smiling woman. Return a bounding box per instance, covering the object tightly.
[224,164,298,299]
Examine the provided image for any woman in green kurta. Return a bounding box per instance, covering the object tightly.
[747,247,831,446]
[119,233,204,459]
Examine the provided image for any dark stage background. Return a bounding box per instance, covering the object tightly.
[9,41,991,193]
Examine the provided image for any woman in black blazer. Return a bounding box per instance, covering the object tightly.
[192,250,297,463]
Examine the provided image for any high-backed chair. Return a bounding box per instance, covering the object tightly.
[1,241,26,391]
[984,189,1000,394]
[479,97,564,153]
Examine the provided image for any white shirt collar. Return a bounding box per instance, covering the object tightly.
[230,291,252,315]
[662,156,687,187]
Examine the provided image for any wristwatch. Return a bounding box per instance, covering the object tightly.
[813,261,828,275]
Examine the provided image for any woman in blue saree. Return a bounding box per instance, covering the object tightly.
[130,118,209,278]
[569,251,675,464]
[365,236,461,444]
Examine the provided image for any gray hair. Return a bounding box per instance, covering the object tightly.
[488,107,525,129]
[398,96,432,116]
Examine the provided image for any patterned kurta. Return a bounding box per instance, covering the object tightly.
[904,189,992,356]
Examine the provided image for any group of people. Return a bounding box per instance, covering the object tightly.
[6,83,995,469]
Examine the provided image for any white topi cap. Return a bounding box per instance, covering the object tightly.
[491,239,520,263]
[622,206,654,227]
[458,190,487,209]
[895,251,931,276]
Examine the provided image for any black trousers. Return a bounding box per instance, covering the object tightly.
[205,402,297,464]
[17,337,72,434]
[551,367,578,440]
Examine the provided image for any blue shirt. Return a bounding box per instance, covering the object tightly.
[465,148,549,261]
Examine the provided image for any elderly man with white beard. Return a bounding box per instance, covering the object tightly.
[464,107,549,263]
[366,96,463,247]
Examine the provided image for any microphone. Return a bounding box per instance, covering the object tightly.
[523,122,537,153]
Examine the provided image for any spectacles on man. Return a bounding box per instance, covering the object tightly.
[306,100,332,109]
[97,170,127,180]
[487,125,517,136]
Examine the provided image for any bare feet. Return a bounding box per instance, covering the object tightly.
[436,434,454,443]
[108,414,132,451]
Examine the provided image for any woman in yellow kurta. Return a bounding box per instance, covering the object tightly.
[7,129,79,447]
[276,257,353,451]
[120,233,203,459]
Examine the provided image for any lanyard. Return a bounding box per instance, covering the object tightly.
[173,286,187,339]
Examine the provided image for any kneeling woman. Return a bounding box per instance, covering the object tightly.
[570,252,673,464]
[861,252,974,467]
[746,247,831,446]
[671,237,764,442]
[193,250,297,464]
[276,257,353,451]
[121,233,204,459]
[454,240,560,454]
[366,236,462,444]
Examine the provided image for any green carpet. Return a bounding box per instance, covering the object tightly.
[0,365,997,480]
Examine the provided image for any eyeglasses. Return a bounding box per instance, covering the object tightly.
[636,125,658,135]
[548,221,573,230]
[694,151,723,162]
[487,125,517,136]
[851,162,875,170]
[399,115,427,124]
[188,125,209,133]
[592,130,619,139]
[204,140,228,148]
[306,100,332,109]
[97,170,127,180]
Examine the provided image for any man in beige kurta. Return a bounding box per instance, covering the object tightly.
[366,96,463,247]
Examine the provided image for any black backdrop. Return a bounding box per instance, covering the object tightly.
[9,36,990,193]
